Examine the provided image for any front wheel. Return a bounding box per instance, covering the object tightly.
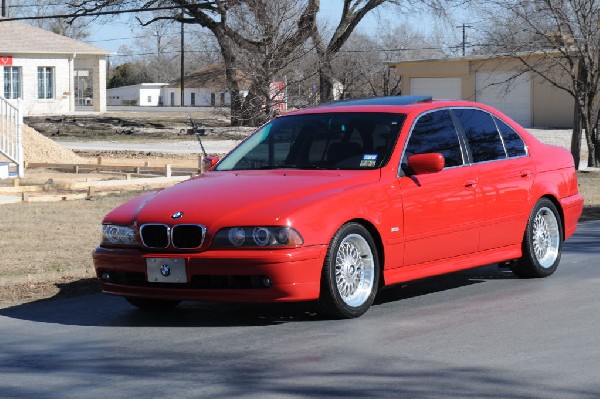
[510,198,563,278]
[318,223,380,319]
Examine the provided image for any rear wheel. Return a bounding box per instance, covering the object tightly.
[125,297,181,310]
[510,198,563,278]
[318,223,379,319]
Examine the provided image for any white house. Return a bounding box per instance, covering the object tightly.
[107,83,168,106]
[162,64,250,107]
[0,19,111,116]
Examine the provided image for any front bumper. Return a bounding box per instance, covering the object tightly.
[93,245,326,302]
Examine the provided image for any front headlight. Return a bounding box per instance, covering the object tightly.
[212,226,303,248]
[102,224,137,246]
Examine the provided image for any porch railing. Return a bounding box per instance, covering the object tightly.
[0,96,24,178]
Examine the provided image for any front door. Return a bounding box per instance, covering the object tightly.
[399,109,479,266]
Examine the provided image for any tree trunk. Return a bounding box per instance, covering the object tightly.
[583,117,597,167]
[594,128,600,167]
[319,59,335,103]
[240,79,270,126]
[571,101,582,169]
[214,35,242,126]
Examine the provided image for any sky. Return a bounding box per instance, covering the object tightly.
[82,1,462,55]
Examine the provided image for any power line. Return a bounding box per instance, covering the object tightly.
[6,2,67,8]
[0,4,201,21]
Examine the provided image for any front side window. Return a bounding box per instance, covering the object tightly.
[216,112,405,171]
[454,108,506,162]
[403,110,464,169]
[38,67,54,99]
[3,66,21,99]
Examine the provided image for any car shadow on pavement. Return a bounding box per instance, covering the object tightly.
[0,292,324,327]
[0,264,515,328]
[375,263,516,306]
[2,220,596,328]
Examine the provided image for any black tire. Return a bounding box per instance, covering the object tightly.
[510,198,563,278]
[318,223,380,319]
[125,297,181,310]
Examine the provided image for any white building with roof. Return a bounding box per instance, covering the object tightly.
[0,19,111,116]
[107,83,168,106]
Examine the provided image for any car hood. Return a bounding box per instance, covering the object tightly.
[104,170,380,229]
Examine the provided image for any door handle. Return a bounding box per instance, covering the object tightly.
[520,169,532,178]
[464,179,477,188]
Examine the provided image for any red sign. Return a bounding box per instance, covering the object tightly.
[269,81,286,112]
[0,56,12,66]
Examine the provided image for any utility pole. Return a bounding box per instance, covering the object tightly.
[180,17,185,107]
[456,23,472,57]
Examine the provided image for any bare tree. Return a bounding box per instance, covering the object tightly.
[334,24,446,99]
[10,0,90,39]
[477,0,600,168]
[227,0,318,124]
[67,0,317,125]
[308,0,447,102]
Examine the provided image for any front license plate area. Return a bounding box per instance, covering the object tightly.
[146,258,187,283]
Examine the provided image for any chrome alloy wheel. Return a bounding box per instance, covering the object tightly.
[532,206,561,268]
[334,233,375,307]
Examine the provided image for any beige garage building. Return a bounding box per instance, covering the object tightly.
[388,55,574,128]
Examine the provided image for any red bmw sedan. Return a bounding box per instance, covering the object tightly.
[93,96,583,318]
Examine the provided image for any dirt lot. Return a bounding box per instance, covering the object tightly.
[0,190,142,308]
[24,110,254,141]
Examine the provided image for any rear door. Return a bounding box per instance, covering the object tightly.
[399,109,480,266]
[452,108,533,251]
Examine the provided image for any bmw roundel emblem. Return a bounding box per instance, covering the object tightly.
[160,264,171,277]
[171,211,184,219]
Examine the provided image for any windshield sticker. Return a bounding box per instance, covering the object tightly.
[360,154,378,167]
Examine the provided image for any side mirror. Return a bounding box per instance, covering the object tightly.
[407,153,445,175]
[201,156,219,173]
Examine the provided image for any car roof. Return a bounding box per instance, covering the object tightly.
[317,95,432,107]
[284,96,480,116]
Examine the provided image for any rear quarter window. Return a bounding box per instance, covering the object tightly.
[494,116,527,157]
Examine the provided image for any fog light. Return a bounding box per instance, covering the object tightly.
[262,276,272,288]
[101,272,111,282]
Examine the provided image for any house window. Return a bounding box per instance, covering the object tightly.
[3,66,21,99]
[191,92,196,106]
[37,67,54,99]
[148,96,152,103]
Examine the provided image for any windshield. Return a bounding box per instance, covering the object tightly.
[216,112,405,171]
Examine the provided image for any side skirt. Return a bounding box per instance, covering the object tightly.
[383,245,522,287]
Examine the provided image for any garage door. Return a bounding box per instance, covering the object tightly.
[476,72,531,127]
[410,78,462,100]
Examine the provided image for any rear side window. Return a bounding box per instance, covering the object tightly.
[454,108,506,162]
[494,116,527,157]
[403,110,464,168]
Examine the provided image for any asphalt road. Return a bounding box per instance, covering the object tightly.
[2,221,600,399]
